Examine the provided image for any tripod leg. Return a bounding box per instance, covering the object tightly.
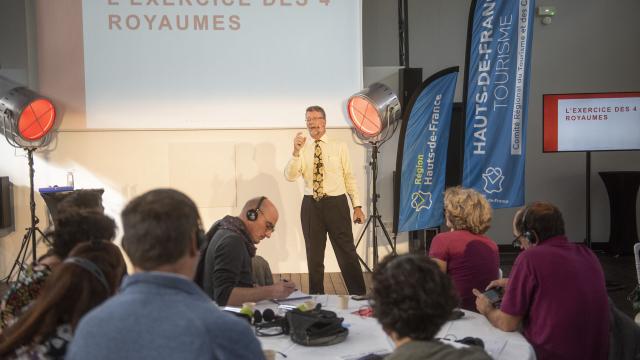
[35,227,51,249]
[354,215,374,248]
[375,215,397,255]
[6,228,34,282]
[357,255,372,273]
[355,215,375,273]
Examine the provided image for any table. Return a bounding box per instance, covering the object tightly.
[256,295,535,360]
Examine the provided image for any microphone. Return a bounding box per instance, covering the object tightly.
[253,309,263,324]
[263,308,276,322]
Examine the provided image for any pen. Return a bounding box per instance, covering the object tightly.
[282,279,298,291]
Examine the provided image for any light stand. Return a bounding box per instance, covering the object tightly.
[346,83,401,271]
[354,140,397,272]
[4,147,50,282]
[1,77,57,282]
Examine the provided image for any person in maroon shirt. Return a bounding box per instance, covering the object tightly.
[429,186,499,310]
[473,202,610,360]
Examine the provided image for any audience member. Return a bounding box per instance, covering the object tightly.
[0,209,116,330]
[199,196,295,306]
[56,189,105,214]
[0,241,126,359]
[67,189,263,360]
[429,186,499,310]
[473,202,609,360]
[371,254,490,360]
[41,189,105,229]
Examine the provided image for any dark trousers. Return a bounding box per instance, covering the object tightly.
[301,194,366,295]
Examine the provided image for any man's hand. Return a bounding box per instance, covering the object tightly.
[270,281,296,300]
[486,278,509,290]
[472,288,494,315]
[473,287,522,332]
[353,207,365,224]
[293,132,306,156]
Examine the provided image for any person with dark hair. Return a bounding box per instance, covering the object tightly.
[0,209,116,330]
[284,105,366,295]
[56,189,105,214]
[371,254,490,359]
[41,188,105,227]
[0,241,126,359]
[473,201,610,360]
[67,188,263,360]
[199,196,295,306]
[429,186,499,310]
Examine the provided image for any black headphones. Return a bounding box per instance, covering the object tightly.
[246,196,266,222]
[64,257,110,293]
[227,307,288,336]
[253,308,289,337]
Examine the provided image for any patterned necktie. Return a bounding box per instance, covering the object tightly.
[313,140,324,201]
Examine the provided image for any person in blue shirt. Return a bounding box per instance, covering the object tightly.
[67,188,264,360]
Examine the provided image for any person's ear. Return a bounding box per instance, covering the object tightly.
[189,231,199,257]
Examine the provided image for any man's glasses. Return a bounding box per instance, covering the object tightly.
[305,116,324,122]
[257,208,276,232]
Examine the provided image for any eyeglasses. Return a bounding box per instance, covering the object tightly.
[257,208,276,233]
[305,116,325,122]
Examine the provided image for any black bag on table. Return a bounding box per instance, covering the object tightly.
[286,306,348,346]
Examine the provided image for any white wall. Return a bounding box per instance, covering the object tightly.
[0,128,370,276]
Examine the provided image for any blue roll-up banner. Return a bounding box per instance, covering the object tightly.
[462,0,535,208]
[395,67,459,233]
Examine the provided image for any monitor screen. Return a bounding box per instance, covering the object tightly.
[543,92,640,152]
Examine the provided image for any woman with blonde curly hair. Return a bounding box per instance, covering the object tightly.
[429,186,499,311]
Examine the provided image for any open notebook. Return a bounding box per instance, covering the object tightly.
[272,290,312,304]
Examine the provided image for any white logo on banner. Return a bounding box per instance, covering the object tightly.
[411,191,432,211]
[482,167,505,194]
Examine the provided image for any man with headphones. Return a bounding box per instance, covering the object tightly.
[202,196,295,306]
[472,202,609,360]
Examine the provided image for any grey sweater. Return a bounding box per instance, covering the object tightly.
[386,340,491,360]
[203,228,254,306]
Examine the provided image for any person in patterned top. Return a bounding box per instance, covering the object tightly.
[0,208,116,330]
[0,241,126,359]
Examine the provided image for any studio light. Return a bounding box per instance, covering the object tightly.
[347,82,401,139]
[0,75,57,282]
[0,76,56,148]
[346,82,401,270]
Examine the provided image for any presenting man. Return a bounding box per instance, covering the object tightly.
[202,196,295,306]
[285,105,366,295]
[473,202,609,360]
[67,189,263,359]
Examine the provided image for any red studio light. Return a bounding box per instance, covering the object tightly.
[0,76,57,147]
[17,98,56,141]
[347,83,401,139]
[347,96,382,138]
